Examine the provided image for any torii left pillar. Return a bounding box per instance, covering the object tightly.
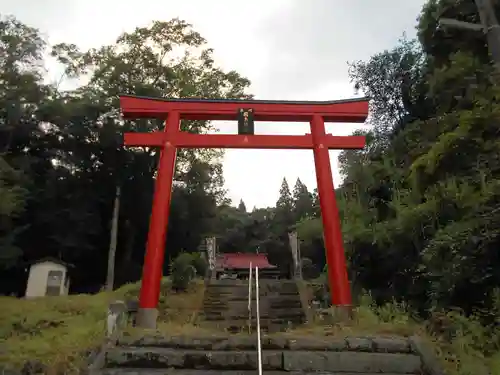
[136,112,180,328]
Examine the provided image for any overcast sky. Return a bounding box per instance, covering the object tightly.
[1,0,426,208]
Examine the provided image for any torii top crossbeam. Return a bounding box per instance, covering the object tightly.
[120,95,369,122]
[120,95,370,150]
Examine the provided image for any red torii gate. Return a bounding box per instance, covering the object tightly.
[120,95,369,328]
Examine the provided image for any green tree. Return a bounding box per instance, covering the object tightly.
[276,177,293,211]
[292,178,314,221]
[0,15,252,294]
[237,199,247,212]
[0,157,27,268]
[336,0,500,316]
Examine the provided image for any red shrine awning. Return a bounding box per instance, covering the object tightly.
[216,253,276,270]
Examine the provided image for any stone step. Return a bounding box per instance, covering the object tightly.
[201,315,305,324]
[117,334,414,353]
[203,299,263,305]
[202,303,229,309]
[202,298,231,304]
[266,301,304,312]
[206,287,299,293]
[268,300,302,308]
[199,315,304,324]
[204,298,301,303]
[205,293,300,297]
[203,296,260,302]
[202,301,301,310]
[202,309,303,318]
[104,347,422,373]
[202,307,305,315]
[201,308,305,320]
[208,280,295,284]
[206,304,302,311]
[204,295,301,302]
[209,280,298,286]
[202,302,302,310]
[99,370,409,375]
[206,285,250,290]
[267,307,305,317]
[207,283,299,294]
[202,304,230,312]
[199,318,306,331]
[205,290,299,295]
[204,296,269,302]
[204,292,267,298]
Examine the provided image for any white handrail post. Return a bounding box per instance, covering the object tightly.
[248,262,253,334]
[255,266,262,375]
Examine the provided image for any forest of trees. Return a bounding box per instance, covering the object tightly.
[1,0,500,323]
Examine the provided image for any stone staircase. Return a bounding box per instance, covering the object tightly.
[95,333,434,374]
[198,279,306,332]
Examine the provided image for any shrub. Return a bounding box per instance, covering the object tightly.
[191,253,208,277]
[301,257,320,280]
[171,253,197,291]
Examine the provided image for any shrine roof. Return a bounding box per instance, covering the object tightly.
[216,253,276,270]
[27,257,75,268]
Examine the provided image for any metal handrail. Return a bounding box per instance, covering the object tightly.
[248,262,253,333]
[247,263,263,375]
[255,266,263,375]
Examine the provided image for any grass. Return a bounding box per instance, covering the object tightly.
[0,292,111,373]
[0,278,207,373]
[2,278,499,375]
[290,292,500,375]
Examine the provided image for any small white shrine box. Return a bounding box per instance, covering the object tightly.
[25,258,72,298]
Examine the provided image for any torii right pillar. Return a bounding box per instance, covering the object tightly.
[310,114,352,317]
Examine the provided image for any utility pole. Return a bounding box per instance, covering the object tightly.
[439,0,500,72]
[106,185,121,292]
